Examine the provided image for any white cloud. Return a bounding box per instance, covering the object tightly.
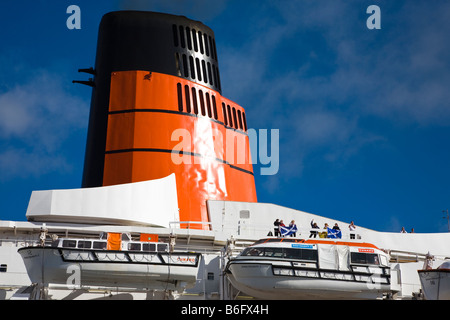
[0,69,88,180]
[0,148,71,181]
[218,1,450,188]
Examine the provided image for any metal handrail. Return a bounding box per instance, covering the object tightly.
[0,238,40,247]
[169,221,213,229]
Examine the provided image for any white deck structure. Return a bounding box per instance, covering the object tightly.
[1,175,449,300]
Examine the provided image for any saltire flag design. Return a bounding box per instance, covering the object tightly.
[280,225,297,237]
[327,228,342,239]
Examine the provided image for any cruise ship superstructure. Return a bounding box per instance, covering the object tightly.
[1,11,449,300]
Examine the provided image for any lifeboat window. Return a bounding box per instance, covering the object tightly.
[93,241,107,250]
[128,243,141,251]
[77,241,92,249]
[241,247,318,261]
[0,264,6,272]
[284,248,318,261]
[241,247,263,256]
[303,249,319,261]
[62,240,77,248]
[350,252,380,265]
[142,243,156,252]
[157,243,169,252]
[263,248,283,258]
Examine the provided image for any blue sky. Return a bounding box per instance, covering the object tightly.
[0,0,449,233]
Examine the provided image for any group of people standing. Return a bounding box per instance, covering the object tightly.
[401,227,415,233]
[272,219,357,239]
[309,220,340,238]
[273,219,297,237]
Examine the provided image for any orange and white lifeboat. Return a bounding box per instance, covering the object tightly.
[226,238,392,300]
[18,232,201,292]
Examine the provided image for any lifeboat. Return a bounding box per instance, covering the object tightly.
[18,232,201,292]
[418,260,450,300]
[225,238,392,300]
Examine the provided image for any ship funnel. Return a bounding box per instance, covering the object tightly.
[81,11,257,229]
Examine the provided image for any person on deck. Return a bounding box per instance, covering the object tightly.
[273,219,280,237]
[310,220,319,238]
[289,220,297,237]
[319,223,329,238]
[349,221,356,239]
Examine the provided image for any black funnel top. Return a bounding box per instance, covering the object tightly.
[96,11,221,93]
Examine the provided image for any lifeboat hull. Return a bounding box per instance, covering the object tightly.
[227,261,389,300]
[18,246,201,291]
[418,269,450,300]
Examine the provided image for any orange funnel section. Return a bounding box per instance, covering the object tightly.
[103,71,257,229]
